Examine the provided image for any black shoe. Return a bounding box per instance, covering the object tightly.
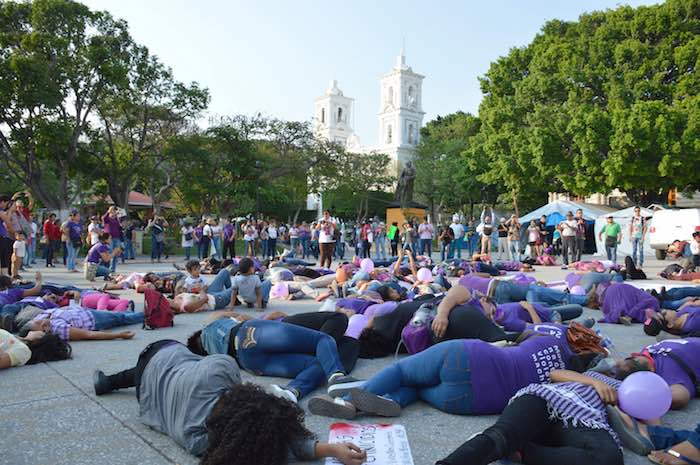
[93,370,112,396]
[246,302,254,308]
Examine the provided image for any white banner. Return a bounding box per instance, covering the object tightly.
[326,423,414,465]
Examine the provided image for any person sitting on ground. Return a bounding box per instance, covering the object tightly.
[599,282,660,325]
[23,305,143,341]
[85,233,123,281]
[535,242,557,266]
[0,328,72,369]
[187,311,358,402]
[308,333,584,419]
[667,239,690,260]
[93,341,366,465]
[182,259,206,293]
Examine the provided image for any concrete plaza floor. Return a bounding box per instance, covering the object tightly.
[1,254,698,465]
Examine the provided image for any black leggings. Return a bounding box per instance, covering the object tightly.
[440,305,513,343]
[437,394,623,465]
[222,240,236,260]
[0,236,13,269]
[104,340,179,399]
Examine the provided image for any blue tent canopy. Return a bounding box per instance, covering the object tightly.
[519,200,617,226]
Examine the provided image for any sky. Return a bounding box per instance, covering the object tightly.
[82,0,659,144]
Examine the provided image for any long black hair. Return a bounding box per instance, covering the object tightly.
[26,334,72,364]
[201,383,313,465]
[187,330,206,356]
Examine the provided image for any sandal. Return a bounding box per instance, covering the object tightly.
[606,405,653,455]
[649,449,700,465]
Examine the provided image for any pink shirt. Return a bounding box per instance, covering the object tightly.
[418,223,434,240]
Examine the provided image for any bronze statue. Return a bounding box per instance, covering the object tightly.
[395,161,416,206]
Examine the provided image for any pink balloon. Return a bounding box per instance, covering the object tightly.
[345,314,370,339]
[570,285,586,295]
[270,282,289,299]
[360,258,375,273]
[417,267,433,282]
[618,371,672,420]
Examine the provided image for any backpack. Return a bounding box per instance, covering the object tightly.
[398,303,437,355]
[143,289,174,329]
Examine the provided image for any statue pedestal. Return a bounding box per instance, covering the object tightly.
[386,201,428,226]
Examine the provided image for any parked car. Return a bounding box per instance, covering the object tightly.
[648,208,700,260]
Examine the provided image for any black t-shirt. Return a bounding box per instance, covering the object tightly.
[497,224,508,238]
[372,300,423,344]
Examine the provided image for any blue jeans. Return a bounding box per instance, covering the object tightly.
[208,269,273,308]
[282,257,315,266]
[374,237,387,260]
[95,262,111,278]
[493,281,529,304]
[631,237,644,267]
[90,310,144,330]
[605,243,618,263]
[151,238,164,260]
[336,239,345,259]
[450,237,463,259]
[212,237,221,259]
[469,235,479,256]
[509,239,520,262]
[110,239,123,272]
[440,242,450,261]
[420,238,432,257]
[547,304,584,321]
[578,272,623,291]
[0,303,23,318]
[300,238,309,258]
[235,319,345,398]
[124,238,134,259]
[289,237,299,256]
[183,246,192,260]
[526,285,588,306]
[66,242,78,271]
[360,340,474,414]
[661,287,700,309]
[647,423,700,451]
[267,238,277,258]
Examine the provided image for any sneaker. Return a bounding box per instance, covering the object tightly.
[246,302,255,309]
[619,316,633,326]
[268,384,298,403]
[327,374,364,398]
[348,388,401,417]
[582,317,596,329]
[93,370,112,396]
[308,395,357,419]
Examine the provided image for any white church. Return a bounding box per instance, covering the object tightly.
[313,49,425,175]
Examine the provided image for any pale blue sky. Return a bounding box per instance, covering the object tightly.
[83,0,659,143]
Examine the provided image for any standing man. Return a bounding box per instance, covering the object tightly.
[101,207,123,273]
[574,208,587,262]
[267,220,278,259]
[449,215,465,259]
[418,217,434,258]
[598,215,622,264]
[559,211,578,267]
[506,215,521,262]
[316,210,336,268]
[629,206,647,268]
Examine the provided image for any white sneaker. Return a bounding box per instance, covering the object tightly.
[268,384,298,403]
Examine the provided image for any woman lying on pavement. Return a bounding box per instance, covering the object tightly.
[435,367,657,465]
[93,341,366,465]
[308,332,595,419]
[0,328,72,369]
[21,306,143,341]
[186,310,358,403]
[645,304,700,339]
[599,282,660,325]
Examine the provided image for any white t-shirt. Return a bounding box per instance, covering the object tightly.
[184,275,206,292]
[450,223,465,239]
[202,225,213,238]
[88,223,101,245]
[560,220,578,237]
[0,329,31,367]
[690,240,700,256]
[178,293,215,313]
[289,227,299,238]
[30,222,37,239]
[267,226,278,239]
[181,226,194,247]
[318,219,337,243]
[13,240,26,258]
[210,225,222,238]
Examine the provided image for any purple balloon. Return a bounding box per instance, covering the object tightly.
[360,258,375,273]
[618,371,672,420]
[570,285,586,296]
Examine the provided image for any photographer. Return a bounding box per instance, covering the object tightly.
[86,233,123,280]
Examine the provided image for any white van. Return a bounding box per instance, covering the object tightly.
[648,208,700,259]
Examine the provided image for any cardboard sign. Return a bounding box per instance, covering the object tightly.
[326,423,414,465]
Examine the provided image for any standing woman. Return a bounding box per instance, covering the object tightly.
[42,213,59,268]
[210,218,223,260]
[374,222,387,261]
[506,215,521,262]
[259,221,269,259]
[299,221,310,259]
[439,223,454,262]
[388,221,400,257]
[222,218,236,260]
[64,210,83,273]
[0,195,16,276]
[527,220,541,258]
[243,221,256,257]
[479,207,495,255]
[180,220,195,261]
[317,210,337,268]
[496,218,508,260]
[200,218,213,259]
[193,220,204,259]
[147,215,169,263]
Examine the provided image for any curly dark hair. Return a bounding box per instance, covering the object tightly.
[201,383,313,465]
[187,330,206,356]
[358,327,395,358]
[26,334,72,364]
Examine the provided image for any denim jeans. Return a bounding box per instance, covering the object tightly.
[336,239,345,259]
[508,239,520,262]
[605,244,618,263]
[235,319,345,397]
[647,423,700,451]
[450,238,463,259]
[90,310,144,330]
[526,285,588,306]
[469,235,479,256]
[631,237,644,267]
[577,272,623,291]
[260,239,268,258]
[360,340,473,414]
[0,303,23,318]
[110,239,123,272]
[212,237,222,260]
[661,287,700,309]
[66,242,78,271]
[300,237,309,258]
[420,238,432,257]
[374,237,387,260]
[124,238,134,259]
[493,281,529,304]
[95,262,111,278]
[199,237,210,259]
[183,246,192,260]
[151,238,164,260]
[267,238,277,258]
[207,269,273,308]
[440,242,450,262]
[548,304,584,321]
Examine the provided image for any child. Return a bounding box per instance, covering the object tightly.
[12,231,26,279]
[183,259,206,293]
[536,242,557,266]
[230,257,271,309]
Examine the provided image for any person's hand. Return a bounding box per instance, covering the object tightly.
[264,311,287,320]
[592,380,617,404]
[34,272,42,282]
[118,331,135,340]
[431,314,449,339]
[331,443,366,465]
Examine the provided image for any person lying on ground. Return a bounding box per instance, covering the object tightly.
[599,282,660,325]
[0,272,44,316]
[436,368,657,465]
[308,333,599,419]
[645,305,700,339]
[491,301,584,332]
[0,328,72,369]
[23,306,143,341]
[93,341,366,465]
[650,287,700,310]
[187,312,358,403]
[172,257,235,275]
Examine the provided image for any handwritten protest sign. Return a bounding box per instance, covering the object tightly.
[326,423,414,465]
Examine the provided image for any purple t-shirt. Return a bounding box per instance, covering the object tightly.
[495,303,551,332]
[467,335,571,414]
[458,275,492,295]
[87,243,109,263]
[0,288,24,306]
[67,221,83,242]
[18,296,58,310]
[223,223,235,241]
[647,338,700,397]
[102,214,121,239]
[336,298,374,315]
[679,306,700,334]
[601,283,660,324]
[526,322,569,340]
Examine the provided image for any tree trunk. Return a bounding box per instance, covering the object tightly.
[512,190,520,217]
